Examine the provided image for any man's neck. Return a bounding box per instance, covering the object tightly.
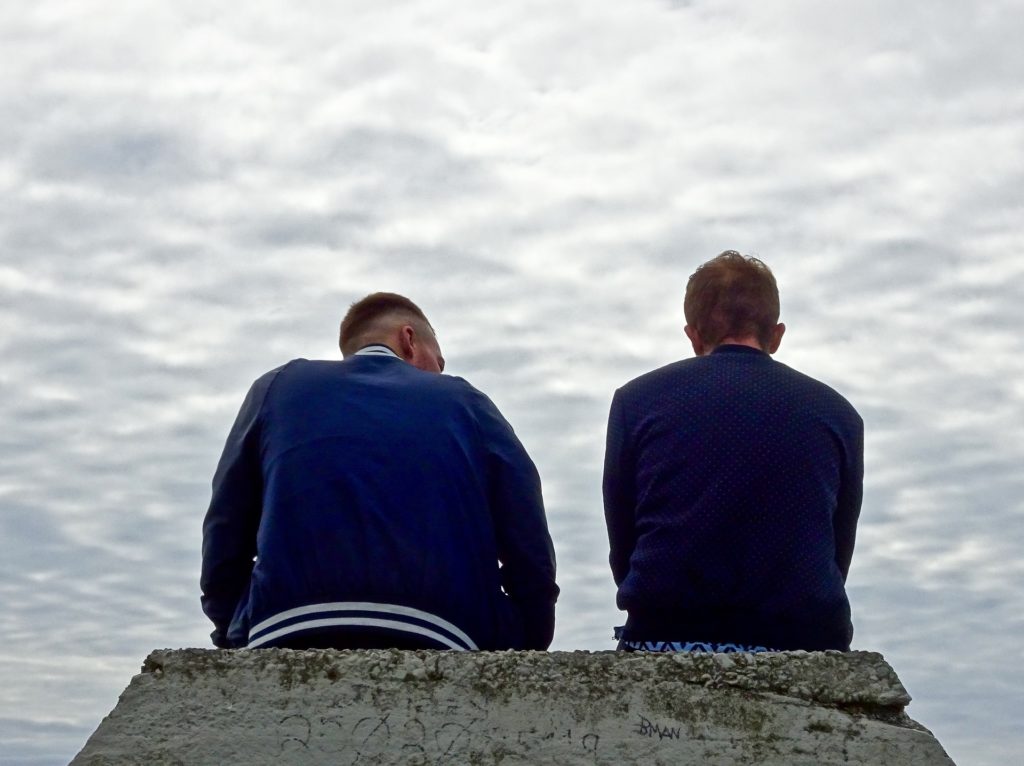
[709,337,765,353]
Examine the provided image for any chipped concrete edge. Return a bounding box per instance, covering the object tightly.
[142,647,912,715]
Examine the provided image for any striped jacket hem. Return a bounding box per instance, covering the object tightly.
[246,601,479,650]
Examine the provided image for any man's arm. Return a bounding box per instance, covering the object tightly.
[833,412,864,581]
[474,392,558,650]
[603,389,637,587]
[200,370,278,648]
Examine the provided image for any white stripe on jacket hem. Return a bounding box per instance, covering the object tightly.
[246,601,478,650]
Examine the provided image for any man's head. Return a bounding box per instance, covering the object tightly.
[339,292,445,373]
[683,251,785,356]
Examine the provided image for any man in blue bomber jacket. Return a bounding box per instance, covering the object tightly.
[604,252,863,653]
[201,292,558,651]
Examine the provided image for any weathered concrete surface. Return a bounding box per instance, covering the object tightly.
[71,649,955,765]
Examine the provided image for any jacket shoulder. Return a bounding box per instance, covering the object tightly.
[616,358,698,398]
[772,361,863,422]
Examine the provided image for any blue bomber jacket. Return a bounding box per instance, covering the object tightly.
[201,353,558,651]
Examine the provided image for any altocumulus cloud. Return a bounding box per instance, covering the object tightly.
[1,1,1022,764]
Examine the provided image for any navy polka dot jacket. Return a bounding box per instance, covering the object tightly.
[604,345,863,651]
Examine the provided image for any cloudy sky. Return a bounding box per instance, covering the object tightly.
[2,1,1022,763]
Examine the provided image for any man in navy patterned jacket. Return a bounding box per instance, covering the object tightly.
[202,293,558,651]
[603,252,863,652]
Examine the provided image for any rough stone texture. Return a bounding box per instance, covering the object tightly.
[72,649,955,765]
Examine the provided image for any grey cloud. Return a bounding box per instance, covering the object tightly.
[374,244,516,283]
[29,126,206,187]
[246,210,373,249]
[0,717,90,766]
[309,127,488,200]
[1,195,151,260]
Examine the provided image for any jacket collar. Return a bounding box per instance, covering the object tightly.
[710,344,768,357]
[354,344,400,359]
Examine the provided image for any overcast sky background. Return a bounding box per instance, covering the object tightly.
[2,1,1022,764]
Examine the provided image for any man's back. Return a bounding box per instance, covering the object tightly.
[202,295,558,652]
[605,345,863,651]
[259,357,530,646]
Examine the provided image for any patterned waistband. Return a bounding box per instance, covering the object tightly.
[617,639,779,653]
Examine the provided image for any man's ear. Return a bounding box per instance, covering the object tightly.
[397,325,417,361]
[767,322,785,354]
[684,325,705,357]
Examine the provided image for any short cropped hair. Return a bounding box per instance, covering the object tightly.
[684,251,780,349]
[339,292,433,355]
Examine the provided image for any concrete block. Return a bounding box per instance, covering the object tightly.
[71,648,955,765]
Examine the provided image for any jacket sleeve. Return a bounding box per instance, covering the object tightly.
[200,370,277,648]
[603,389,637,587]
[833,411,864,581]
[475,392,559,650]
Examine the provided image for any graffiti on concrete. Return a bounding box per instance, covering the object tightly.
[275,698,601,763]
[634,714,682,741]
